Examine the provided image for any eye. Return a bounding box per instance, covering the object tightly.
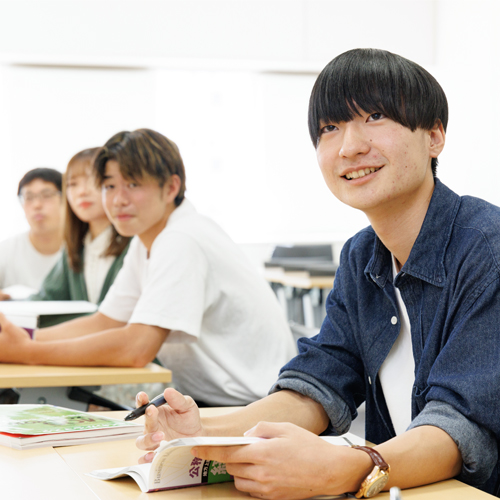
[102,184,114,191]
[320,124,338,134]
[128,182,139,188]
[368,112,385,122]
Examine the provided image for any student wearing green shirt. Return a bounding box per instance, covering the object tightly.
[31,148,130,327]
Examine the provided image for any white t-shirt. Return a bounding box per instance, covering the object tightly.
[378,254,415,435]
[83,226,115,304]
[100,199,296,406]
[0,231,62,292]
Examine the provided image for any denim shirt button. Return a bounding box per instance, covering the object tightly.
[368,376,372,385]
[391,316,397,325]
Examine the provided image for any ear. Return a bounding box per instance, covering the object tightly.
[429,120,446,158]
[163,174,182,204]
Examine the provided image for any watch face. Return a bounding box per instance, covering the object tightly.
[365,474,390,498]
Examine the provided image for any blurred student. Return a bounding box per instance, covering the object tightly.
[30,148,131,326]
[0,129,295,407]
[0,168,63,300]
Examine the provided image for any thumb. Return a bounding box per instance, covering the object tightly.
[244,421,293,439]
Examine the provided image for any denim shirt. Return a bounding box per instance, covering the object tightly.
[271,179,499,494]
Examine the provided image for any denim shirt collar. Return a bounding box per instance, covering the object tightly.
[365,179,461,288]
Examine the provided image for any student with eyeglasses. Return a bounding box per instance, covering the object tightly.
[0,168,64,300]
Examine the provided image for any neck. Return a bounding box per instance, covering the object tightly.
[366,177,435,268]
[29,229,63,255]
[88,218,111,240]
[139,202,178,255]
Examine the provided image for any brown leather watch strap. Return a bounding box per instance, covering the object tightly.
[352,446,390,471]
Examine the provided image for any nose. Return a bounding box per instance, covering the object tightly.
[339,122,370,158]
[110,185,130,207]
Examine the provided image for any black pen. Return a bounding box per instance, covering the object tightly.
[124,394,167,421]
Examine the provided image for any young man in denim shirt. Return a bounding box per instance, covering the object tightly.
[135,49,499,498]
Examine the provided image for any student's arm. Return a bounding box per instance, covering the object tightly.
[35,311,124,340]
[135,387,330,461]
[136,388,461,498]
[0,312,169,367]
[192,421,461,498]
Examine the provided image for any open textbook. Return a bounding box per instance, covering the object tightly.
[0,405,143,450]
[88,433,366,493]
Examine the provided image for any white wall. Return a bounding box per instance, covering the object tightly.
[0,0,498,261]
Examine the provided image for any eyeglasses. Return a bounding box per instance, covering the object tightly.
[19,189,61,205]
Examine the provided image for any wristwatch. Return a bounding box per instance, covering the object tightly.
[352,445,391,498]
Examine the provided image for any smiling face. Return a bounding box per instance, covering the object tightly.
[316,110,444,220]
[66,161,107,224]
[102,159,180,250]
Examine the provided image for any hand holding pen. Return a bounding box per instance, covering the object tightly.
[133,388,205,463]
[125,393,167,421]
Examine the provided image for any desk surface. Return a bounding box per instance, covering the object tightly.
[0,363,172,388]
[2,409,496,500]
[264,267,334,289]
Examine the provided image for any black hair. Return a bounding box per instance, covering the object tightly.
[308,48,448,176]
[94,128,186,206]
[18,167,63,195]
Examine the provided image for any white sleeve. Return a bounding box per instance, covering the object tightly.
[129,231,210,340]
[98,239,142,323]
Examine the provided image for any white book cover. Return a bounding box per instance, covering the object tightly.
[0,300,97,316]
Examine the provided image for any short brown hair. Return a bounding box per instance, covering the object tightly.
[65,148,131,273]
[94,129,186,206]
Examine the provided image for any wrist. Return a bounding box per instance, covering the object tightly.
[348,446,378,493]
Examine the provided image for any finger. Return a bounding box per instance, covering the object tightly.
[191,445,250,464]
[137,451,156,464]
[143,404,162,434]
[135,429,164,451]
[163,387,197,413]
[135,391,150,408]
[244,421,295,439]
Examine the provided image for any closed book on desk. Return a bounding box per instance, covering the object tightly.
[88,433,366,493]
[0,405,143,450]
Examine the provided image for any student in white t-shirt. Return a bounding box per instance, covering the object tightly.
[0,129,295,406]
[0,168,64,300]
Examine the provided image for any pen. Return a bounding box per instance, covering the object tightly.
[124,393,167,421]
[390,486,402,500]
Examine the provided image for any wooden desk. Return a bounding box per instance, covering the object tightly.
[0,363,172,389]
[264,267,334,289]
[1,408,496,499]
[0,363,172,410]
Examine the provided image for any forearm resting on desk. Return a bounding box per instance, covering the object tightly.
[375,425,462,490]
[35,312,125,341]
[0,314,168,367]
[203,390,330,437]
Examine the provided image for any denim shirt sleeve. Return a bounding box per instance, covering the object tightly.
[269,369,352,435]
[408,400,498,486]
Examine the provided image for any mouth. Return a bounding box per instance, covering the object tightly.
[79,202,93,209]
[344,167,382,180]
[115,213,133,221]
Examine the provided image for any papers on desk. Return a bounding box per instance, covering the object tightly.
[0,405,143,450]
[1,284,38,300]
[0,300,98,317]
[88,433,366,493]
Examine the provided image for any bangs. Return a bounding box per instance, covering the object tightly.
[308,49,448,146]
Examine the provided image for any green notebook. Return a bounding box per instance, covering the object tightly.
[0,404,143,450]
